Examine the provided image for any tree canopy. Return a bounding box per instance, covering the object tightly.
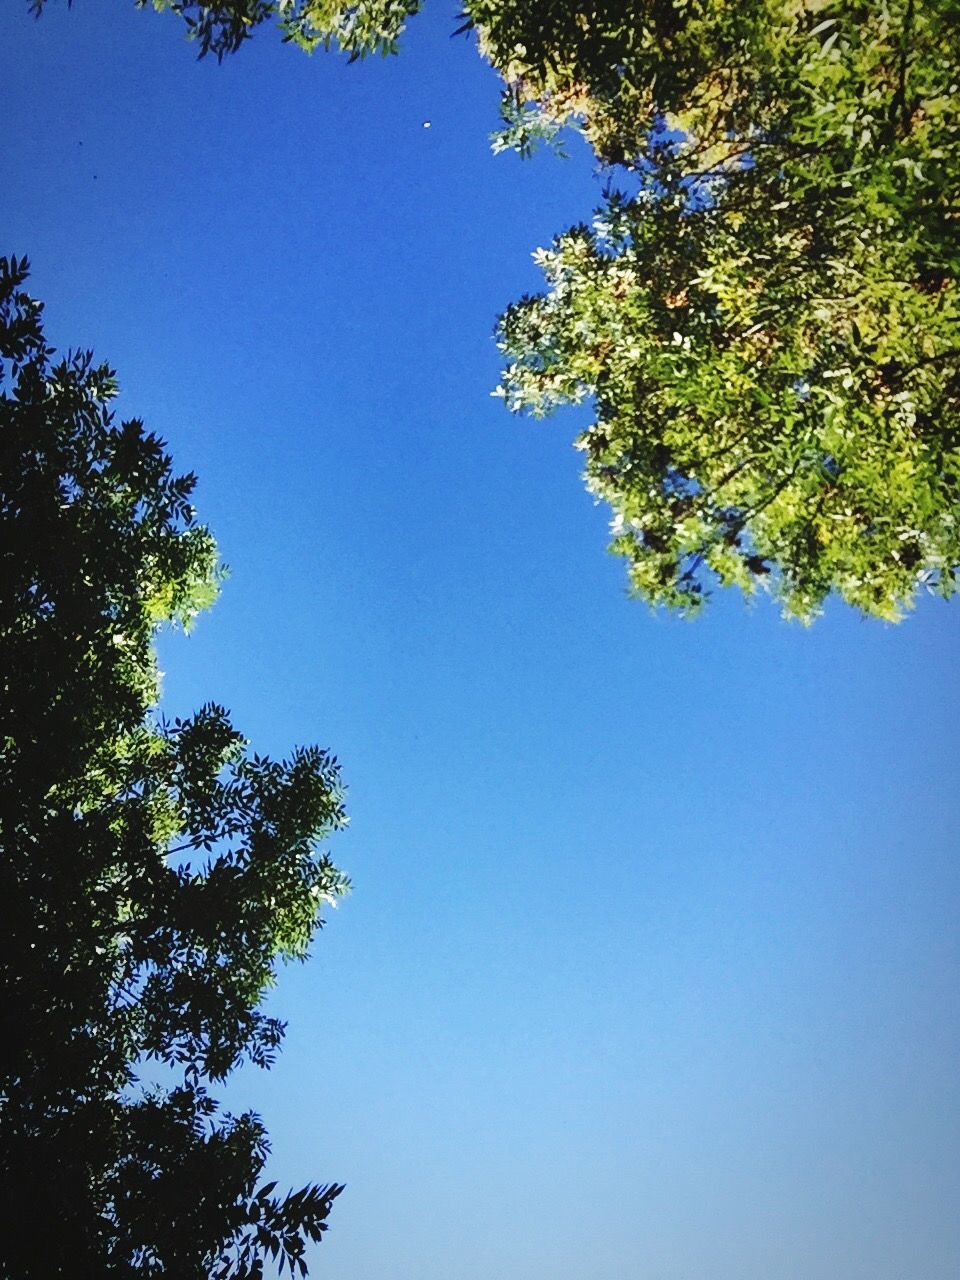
[493,0,960,618]
[33,0,959,619]
[0,256,347,1276]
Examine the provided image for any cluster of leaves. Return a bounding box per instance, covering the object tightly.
[494,0,960,618]
[0,256,347,1276]
[467,1,766,165]
[33,0,422,59]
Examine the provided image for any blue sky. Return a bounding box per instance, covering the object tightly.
[4,3,960,1277]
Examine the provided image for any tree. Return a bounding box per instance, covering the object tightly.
[493,0,960,618]
[0,255,347,1277]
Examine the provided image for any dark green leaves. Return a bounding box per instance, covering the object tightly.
[0,261,347,1275]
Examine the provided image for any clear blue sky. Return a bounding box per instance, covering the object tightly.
[4,4,960,1278]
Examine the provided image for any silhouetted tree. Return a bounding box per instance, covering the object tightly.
[0,256,346,1276]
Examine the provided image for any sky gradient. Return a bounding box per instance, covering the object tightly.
[4,3,960,1277]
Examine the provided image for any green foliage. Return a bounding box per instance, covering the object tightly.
[468,0,765,165]
[494,0,960,618]
[0,257,347,1275]
[32,0,422,59]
